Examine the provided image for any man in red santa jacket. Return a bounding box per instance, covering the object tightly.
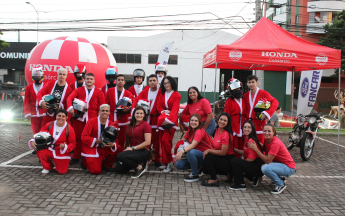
[243,75,278,144]
[24,67,46,135]
[37,68,73,126]
[67,73,106,165]
[131,74,162,167]
[69,63,86,91]
[29,109,76,174]
[101,66,117,96]
[81,104,122,174]
[105,74,133,148]
[128,69,149,99]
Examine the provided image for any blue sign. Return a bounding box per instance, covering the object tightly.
[300,77,309,98]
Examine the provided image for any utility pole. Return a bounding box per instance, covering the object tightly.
[255,0,262,22]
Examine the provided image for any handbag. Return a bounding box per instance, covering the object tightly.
[131,127,157,161]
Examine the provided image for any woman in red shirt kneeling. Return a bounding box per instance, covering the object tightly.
[201,112,235,187]
[114,106,152,179]
[175,113,213,182]
[229,120,264,190]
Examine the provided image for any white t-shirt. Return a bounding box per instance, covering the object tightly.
[148,89,158,103]
[55,125,64,136]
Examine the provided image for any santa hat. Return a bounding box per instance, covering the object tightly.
[74,63,86,74]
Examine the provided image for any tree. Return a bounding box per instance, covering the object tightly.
[0,31,10,51]
[318,10,345,77]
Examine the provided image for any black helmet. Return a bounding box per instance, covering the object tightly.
[44,95,59,115]
[105,66,118,87]
[74,63,86,80]
[100,126,119,148]
[34,132,53,151]
[133,69,145,84]
[116,97,132,111]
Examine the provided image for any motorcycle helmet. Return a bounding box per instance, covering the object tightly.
[34,132,53,151]
[105,66,117,87]
[226,78,243,99]
[155,63,168,76]
[116,97,132,111]
[31,67,44,84]
[137,99,150,115]
[100,126,119,148]
[72,98,87,119]
[133,69,146,84]
[254,98,271,120]
[74,63,86,80]
[44,95,59,114]
[174,140,189,160]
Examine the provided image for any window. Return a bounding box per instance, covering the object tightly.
[112,53,141,64]
[148,54,178,65]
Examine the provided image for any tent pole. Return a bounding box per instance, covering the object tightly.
[201,67,204,93]
[213,63,218,115]
[338,68,341,152]
[291,69,295,128]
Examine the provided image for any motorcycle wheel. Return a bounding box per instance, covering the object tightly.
[300,133,314,161]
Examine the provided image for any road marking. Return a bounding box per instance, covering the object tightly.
[317,136,345,149]
[0,150,33,165]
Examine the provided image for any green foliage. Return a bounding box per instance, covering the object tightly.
[318,10,345,76]
[0,32,10,51]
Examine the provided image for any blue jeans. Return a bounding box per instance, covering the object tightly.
[204,117,216,136]
[175,149,204,176]
[261,162,296,187]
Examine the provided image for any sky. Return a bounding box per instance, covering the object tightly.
[0,0,256,44]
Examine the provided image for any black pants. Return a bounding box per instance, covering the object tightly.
[203,154,236,180]
[114,149,151,174]
[231,157,264,185]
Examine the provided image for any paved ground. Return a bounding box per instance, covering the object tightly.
[1,123,345,216]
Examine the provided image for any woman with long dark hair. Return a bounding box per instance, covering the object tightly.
[179,86,215,135]
[201,112,236,187]
[157,76,181,173]
[175,113,213,182]
[248,123,296,194]
[114,106,152,179]
[229,120,264,190]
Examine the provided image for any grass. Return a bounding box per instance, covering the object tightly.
[276,127,345,133]
[0,119,31,123]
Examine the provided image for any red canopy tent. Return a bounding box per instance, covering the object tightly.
[202,17,342,146]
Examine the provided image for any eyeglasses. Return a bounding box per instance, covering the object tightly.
[163,82,170,85]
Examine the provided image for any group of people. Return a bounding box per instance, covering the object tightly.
[25,63,296,194]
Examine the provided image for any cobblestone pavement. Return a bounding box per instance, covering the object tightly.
[1,123,345,216]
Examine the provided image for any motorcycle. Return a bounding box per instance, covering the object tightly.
[287,113,323,161]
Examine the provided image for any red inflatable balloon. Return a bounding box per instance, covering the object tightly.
[25,36,116,89]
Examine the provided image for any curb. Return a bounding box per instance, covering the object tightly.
[276,131,345,136]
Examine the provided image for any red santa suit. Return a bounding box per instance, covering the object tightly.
[69,81,85,91]
[66,86,106,160]
[81,117,122,175]
[128,84,149,98]
[131,87,162,163]
[243,88,278,143]
[24,83,46,135]
[101,84,115,97]
[28,120,76,174]
[224,98,246,157]
[105,87,133,148]
[157,90,181,165]
[36,81,73,126]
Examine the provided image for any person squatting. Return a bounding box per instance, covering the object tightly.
[26,63,295,194]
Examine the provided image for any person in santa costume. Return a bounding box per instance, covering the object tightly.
[69,63,86,91]
[101,66,117,96]
[128,69,149,99]
[67,73,106,165]
[155,64,167,88]
[131,74,162,168]
[157,76,181,173]
[29,109,76,174]
[81,104,122,175]
[24,67,46,135]
[37,68,73,126]
[105,74,133,148]
[243,75,278,144]
[224,78,246,157]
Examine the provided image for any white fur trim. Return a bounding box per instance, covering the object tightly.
[60,144,68,154]
[67,106,73,112]
[118,122,130,126]
[111,143,117,152]
[90,138,97,148]
[256,131,263,134]
[81,151,99,158]
[49,147,71,159]
[262,111,271,120]
[164,118,174,125]
[28,139,35,149]
[25,114,31,118]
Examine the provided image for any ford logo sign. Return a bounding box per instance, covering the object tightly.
[300,77,309,98]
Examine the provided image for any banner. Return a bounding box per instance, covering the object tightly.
[297,70,323,115]
[157,41,174,65]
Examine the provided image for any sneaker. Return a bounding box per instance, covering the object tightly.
[271,177,287,185]
[69,158,79,166]
[271,184,287,194]
[42,169,50,174]
[198,168,204,177]
[229,184,247,190]
[184,174,199,182]
[131,162,147,179]
[252,176,262,187]
[162,162,173,173]
[159,164,166,169]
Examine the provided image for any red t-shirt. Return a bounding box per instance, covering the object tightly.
[212,128,235,155]
[243,137,260,160]
[184,128,213,152]
[265,136,296,169]
[182,98,212,122]
[127,121,152,147]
